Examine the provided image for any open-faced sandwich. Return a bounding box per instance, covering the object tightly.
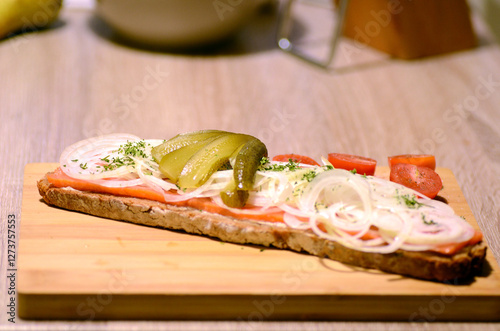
[37,130,486,282]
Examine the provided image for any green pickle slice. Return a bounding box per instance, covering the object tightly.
[159,137,219,182]
[154,129,268,208]
[151,130,227,163]
[221,138,268,207]
[232,138,268,190]
[177,133,253,189]
[220,183,249,208]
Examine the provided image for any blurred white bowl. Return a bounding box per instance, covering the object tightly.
[96,0,266,48]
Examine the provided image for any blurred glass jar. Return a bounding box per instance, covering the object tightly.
[277,0,477,68]
[96,0,268,48]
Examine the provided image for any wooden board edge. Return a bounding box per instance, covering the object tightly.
[18,292,500,322]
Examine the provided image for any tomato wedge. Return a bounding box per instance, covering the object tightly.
[388,154,436,170]
[390,163,443,198]
[272,154,320,166]
[327,153,377,176]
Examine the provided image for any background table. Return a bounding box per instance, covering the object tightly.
[1,2,499,330]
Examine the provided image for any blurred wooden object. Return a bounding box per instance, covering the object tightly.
[339,0,477,59]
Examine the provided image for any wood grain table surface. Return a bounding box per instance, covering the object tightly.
[1,3,499,330]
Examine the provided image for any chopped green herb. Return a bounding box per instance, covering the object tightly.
[79,163,88,170]
[100,140,151,171]
[302,170,317,182]
[397,194,424,209]
[260,159,301,172]
[422,214,436,225]
[118,140,148,158]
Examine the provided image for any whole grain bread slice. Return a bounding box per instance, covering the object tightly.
[37,175,487,282]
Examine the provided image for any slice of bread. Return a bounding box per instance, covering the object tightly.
[37,175,487,282]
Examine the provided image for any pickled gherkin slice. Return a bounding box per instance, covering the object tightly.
[221,138,267,207]
[220,182,249,208]
[153,129,268,208]
[228,143,245,168]
[151,130,228,163]
[177,134,253,189]
[159,137,219,182]
[232,138,268,190]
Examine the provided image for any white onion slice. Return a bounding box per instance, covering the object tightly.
[283,213,310,229]
[210,194,283,216]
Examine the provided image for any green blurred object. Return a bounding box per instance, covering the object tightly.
[475,0,500,42]
[0,0,62,39]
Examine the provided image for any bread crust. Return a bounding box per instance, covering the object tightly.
[37,175,487,282]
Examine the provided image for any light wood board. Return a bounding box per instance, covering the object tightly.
[18,163,500,321]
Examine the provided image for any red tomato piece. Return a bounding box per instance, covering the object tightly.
[388,154,436,170]
[390,163,443,198]
[327,153,377,176]
[272,154,320,166]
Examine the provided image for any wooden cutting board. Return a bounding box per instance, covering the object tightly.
[18,163,500,321]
